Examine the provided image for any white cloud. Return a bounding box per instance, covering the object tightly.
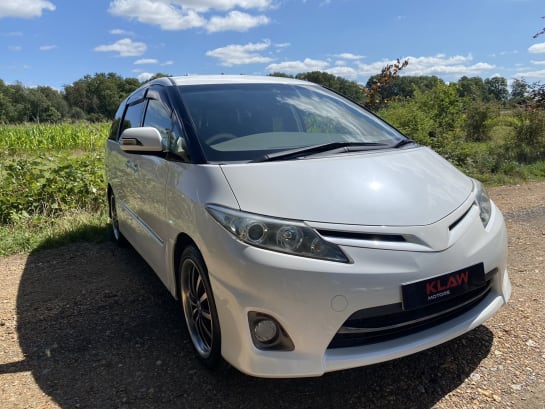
[207,10,269,32]
[108,0,272,32]
[260,53,496,82]
[531,60,545,65]
[266,58,329,74]
[0,0,55,18]
[110,28,136,36]
[206,40,273,66]
[170,0,272,12]
[94,38,147,57]
[39,44,57,51]
[326,66,358,79]
[135,58,159,64]
[109,0,206,31]
[334,52,364,60]
[273,43,290,54]
[8,46,22,52]
[356,54,495,78]
[162,60,174,65]
[528,42,545,54]
[137,72,154,82]
[515,69,545,79]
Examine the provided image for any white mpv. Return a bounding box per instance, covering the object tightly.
[105,75,511,378]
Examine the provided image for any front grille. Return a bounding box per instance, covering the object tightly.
[317,230,406,243]
[328,277,493,349]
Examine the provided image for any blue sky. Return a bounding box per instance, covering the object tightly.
[1,0,544,90]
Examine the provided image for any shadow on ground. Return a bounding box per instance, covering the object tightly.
[8,241,493,409]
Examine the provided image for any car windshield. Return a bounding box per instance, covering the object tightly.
[179,83,406,162]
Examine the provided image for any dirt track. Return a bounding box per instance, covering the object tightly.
[1,181,544,408]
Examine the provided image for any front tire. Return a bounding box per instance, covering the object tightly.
[109,191,126,246]
[179,246,222,368]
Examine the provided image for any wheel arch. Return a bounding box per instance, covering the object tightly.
[173,233,199,299]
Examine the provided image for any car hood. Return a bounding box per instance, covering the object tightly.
[219,147,473,226]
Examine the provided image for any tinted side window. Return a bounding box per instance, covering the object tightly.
[142,98,189,160]
[121,100,146,134]
[143,99,172,142]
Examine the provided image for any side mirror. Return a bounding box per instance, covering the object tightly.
[119,127,163,152]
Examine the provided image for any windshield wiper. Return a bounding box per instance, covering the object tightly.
[252,141,388,163]
[394,138,415,148]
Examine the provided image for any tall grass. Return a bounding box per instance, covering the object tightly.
[0,122,108,153]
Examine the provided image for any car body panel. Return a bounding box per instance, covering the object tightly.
[220,147,471,226]
[198,193,509,377]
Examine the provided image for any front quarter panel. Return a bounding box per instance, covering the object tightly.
[163,163,239,294]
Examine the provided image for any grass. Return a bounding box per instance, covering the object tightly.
[0,211,111,257]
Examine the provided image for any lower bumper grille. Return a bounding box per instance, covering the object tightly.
[328,274,494,349]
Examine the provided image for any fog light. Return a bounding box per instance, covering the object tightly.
[248,312,294,351]
[254,319,278,343]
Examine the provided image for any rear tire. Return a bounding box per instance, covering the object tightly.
[179,246,222,368]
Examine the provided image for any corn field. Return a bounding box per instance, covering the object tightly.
[0,122,109,225]
[0,122,109,153]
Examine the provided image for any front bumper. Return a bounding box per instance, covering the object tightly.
[199,202,510,378]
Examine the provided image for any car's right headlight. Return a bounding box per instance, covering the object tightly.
[474,180,492,227]
[206,205,349,263]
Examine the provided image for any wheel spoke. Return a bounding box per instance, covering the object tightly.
[180,254,218,361]
[197,316,212,343]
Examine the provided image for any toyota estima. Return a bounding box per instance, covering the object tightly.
[105,75,511,378]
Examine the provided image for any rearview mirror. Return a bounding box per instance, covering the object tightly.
[119,127,163,152]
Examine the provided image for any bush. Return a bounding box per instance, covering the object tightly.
[0,153,106,224]
[502,110,545,164]
[463,102,496,142]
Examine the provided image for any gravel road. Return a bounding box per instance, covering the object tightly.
[1,181,544,409]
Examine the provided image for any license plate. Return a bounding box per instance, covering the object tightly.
[401,263,486,311]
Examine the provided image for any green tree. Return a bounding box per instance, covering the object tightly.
[368,75,442,101]
[37,86,68,121]
[457,76,485,101]
[0,80,16,122]
[484,77,509,102]
[511,79,528,104]
[63,73,140,120]
[296,71,367,104]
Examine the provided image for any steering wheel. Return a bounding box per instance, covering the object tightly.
[206,133,237,145]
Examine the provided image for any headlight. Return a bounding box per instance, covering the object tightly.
[206,205,349,263]
[474,180,492,227]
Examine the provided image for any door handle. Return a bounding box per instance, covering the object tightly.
[126,160,139,172]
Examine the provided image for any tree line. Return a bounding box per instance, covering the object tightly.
[0,73,142,123]
[0,70,543,125]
